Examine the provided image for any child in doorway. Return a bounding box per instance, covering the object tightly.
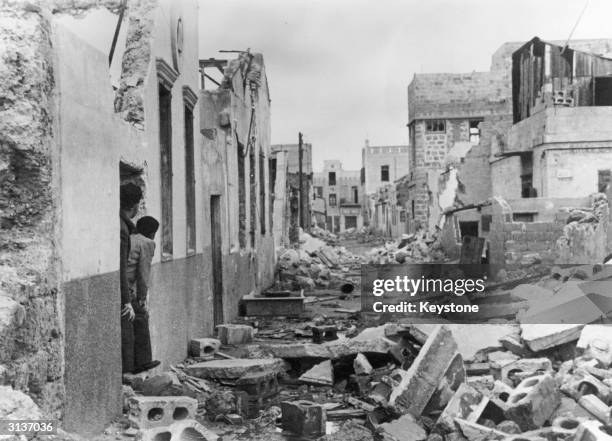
[126,216,161,373]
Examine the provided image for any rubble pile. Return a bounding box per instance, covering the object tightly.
[118,318,612,441]
[273,230,364,291]
[365,230,447,264]
[339,226,386,245]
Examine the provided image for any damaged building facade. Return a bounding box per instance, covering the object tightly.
[0,0,275,434]
[405,44,515,237]
[433,38,612,267]
[270,142,313,246]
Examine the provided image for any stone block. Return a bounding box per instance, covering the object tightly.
[189,338,221,357]
[574,420,612,441]
[504,374,560,431]
[388,325,463,416]
[311,325,338,343]
[281,400,326,437]
[353,353,373,375]
[215,324,254,345]
[128,396,198,430]
[135,419,219,441]
[184,358,284,381]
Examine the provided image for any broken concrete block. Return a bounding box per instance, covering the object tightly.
[312,325,338,343]
[500,357,552,386]
[436,383,484,433]
[578,394,612,425]
[586,339,612,368]
[128,396,198,429]
[388,325,463,416]
[184,358,284,381]
[504,374,560,431]
[520,324,583,352]
[560,369,612,403]
[141,372,182,396]
[499,334,532,357]
[135,419,218,441]
[487,351,519,368]
[299,360,333,386]
[353,353,373,375]
[574,420,612,441]
[190,338,221,357]
[551,416,586,437]
[379,413,427,441]
[216,324,254,345]
[281,400,326,437]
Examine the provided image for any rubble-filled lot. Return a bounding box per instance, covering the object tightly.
[2,229,612,441]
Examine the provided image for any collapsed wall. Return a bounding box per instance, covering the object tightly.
[0,3,64,418]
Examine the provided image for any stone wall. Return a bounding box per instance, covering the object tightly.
[0,2,64,422]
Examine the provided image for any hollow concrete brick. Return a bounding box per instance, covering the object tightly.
[135,419,219,441]
[189,338,221,357]
[504,374,560,431]
[574,420,612,441]
[128,396,198,429]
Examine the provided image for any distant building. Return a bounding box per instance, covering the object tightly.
[361,141,410,228]
[313,160,363,232]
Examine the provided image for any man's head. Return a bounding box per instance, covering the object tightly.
[136,216,159,240]
[120,183,143,218]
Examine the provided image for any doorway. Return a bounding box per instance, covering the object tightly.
[210,195,223,326]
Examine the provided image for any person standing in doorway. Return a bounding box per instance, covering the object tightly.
[127,216,160,373]
[120,183,142,374]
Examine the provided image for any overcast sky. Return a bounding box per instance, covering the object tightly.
[199,0,612,171]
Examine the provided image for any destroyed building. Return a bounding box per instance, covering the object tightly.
[270,142,313,245]
[313,160,364,233]
[439,38,612,266]
[405,43,515,236]
[0,0,276,434]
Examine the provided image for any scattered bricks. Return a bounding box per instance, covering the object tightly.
[128,396,198,430]
[504,374,561,431]
[379,413,427,441]
[388,325,463,416]
[436,383,483,433]
[184,358,285,381]
[215,324,254,345]
[135,419,219,441]
[299,360,333,386]
[190,338,221,357]
[560,370,612,403]
[311,325,338,343]
[353,353,373,375]
[574,420,612,441]
[578,394,612,424]
[281,400,326,437]
[500,358,552,386]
